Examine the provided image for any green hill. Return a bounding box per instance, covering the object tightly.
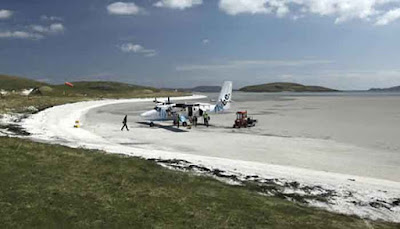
[239,82,338,92]
[369,85,400,92]
[0,75,47,90]
[51,81,159,96]
[0,75,161,97]
[171,86,222,93]
[0,75,185,113]
[191,86,221,92]
[68,81,153,91]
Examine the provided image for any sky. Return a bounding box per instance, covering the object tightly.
[1,0,400,90]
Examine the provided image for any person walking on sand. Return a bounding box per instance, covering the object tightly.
[121,115,129,131]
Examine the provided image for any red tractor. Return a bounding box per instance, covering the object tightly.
[233,111,257,128]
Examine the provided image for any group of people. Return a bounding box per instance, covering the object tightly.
[178,112,209,128]
[186,114,208,127]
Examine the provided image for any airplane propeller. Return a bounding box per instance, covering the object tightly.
[153,97,173,104]
[164,97,173,105]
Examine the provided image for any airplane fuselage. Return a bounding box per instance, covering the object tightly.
[140,81,232,125]
[140,103,215,121]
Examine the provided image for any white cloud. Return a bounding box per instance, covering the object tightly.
[218,0,400,25]
[202,39,209,44]
[49,23,64,33]
[0,13,64,41]
[375,8,400,25]
[107,2,143,15]
[154,0,202,10]
[31,23,65,34]
[0,31,43,40]
[219,0,271,15]
[119,43,157,57]
[0,9,13,19]
[0,23,66,40]
[40,15,63,21]
[176,59,333,71]
[31,25,47,33]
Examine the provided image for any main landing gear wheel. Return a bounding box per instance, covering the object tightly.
[150,122,154,127]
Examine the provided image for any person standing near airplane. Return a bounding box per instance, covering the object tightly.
[193,115,198,127]
[176,115,180,128]
[203,112,209,127]
[121,115,129,131]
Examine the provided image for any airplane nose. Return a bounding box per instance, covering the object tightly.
[140,110,155,117]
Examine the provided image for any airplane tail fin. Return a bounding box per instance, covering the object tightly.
[214,81,232,112]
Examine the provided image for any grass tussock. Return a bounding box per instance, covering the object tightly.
[0,137,397,228]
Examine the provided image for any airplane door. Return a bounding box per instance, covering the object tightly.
[188,107,193,117]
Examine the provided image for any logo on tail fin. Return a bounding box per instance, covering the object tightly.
[214,81,232,112]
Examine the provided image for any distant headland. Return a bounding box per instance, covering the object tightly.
[239,82,338,93]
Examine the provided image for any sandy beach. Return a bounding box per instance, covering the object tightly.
[83,92,400,181]
[22,93,400,222]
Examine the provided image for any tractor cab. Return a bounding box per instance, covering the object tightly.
[236,111,247,120]
[233,111,257,128]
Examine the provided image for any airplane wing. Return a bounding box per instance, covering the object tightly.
[136,122,188,132]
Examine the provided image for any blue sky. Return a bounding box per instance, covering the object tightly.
[1,0,400,89]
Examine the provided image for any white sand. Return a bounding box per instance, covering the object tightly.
[21,93,400,222]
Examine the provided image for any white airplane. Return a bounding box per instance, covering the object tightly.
[140,81,233,127]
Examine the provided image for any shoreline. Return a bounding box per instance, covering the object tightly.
[11,94,400,223]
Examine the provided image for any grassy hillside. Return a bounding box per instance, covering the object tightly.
[191,86,221,92]
[49,81,160,98]
[240,82,338,92]
[0,75,186,113]
[69,81,153,91]
[0,136,397,228]
[166,86,222,93]
[0,74,162,97]
[0,75,47,90]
